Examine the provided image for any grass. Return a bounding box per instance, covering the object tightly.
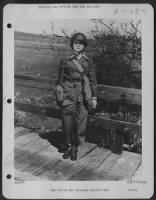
[15,41,67,77]
[14,32,82,130]
[15,39,94,77]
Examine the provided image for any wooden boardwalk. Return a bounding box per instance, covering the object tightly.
[15,126,142,181]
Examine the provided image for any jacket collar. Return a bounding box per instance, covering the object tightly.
[76,53,83,61]
[70,52,87,61]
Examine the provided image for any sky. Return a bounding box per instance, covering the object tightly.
[14,19,141,37]
[14,19,96,36]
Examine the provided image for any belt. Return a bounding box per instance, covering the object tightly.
[64,77,82,82]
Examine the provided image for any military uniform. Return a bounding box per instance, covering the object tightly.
[56,53,97,147]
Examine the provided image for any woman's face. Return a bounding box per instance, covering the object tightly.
[73,40,85,53]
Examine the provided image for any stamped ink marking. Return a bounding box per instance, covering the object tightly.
[114,8,146,15]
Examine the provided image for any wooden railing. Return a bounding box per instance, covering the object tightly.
[15,74,142,153]
[15,102,141,136]
[15,74,141,105]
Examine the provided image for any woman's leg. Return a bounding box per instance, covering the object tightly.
[62,104,76,159]
[76,101,88,146]
[66,101,88,161]
[62,101,88,160]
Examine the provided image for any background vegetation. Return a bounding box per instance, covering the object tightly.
[41,19,142,89]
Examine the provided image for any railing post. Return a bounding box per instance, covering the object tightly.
[110,128,124,154]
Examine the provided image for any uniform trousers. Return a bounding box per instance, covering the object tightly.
[62,91,88,147]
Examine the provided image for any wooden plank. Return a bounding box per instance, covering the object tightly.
[15,82,55,91]
[70,151,141,181]
[24,156,61,175]
[15,102,142,136]
[32,143,96,177]
[15,134,50,159]
[15,127,26,135]
[97,84,141,105]
[95,153,121,172]
[69,147,111,181]
[15,74,55,84]
[104,151,142,180]
[15,78,55,91]
[76,147,112,169]
[15,74,141,105]
[33,143,97,180]
[15,102,61,119]
[22,143,61,172]
[17,145,60,173]
[15,149,50,172]
[14,127,31,138]
[15,143,49,162]
[14,169,46,181]
[78,142,97,159]
[33,159,62,180]
[15,132,39,146]
[43,146,110,181]
[69,167,118,181]
[131,163,142,179]
[88,116,141,136]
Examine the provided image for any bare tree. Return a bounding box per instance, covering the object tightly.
[89,19,141,88]
[90,19,141,59]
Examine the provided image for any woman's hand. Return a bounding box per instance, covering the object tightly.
[55,85,63,105]
[91,97,97,109]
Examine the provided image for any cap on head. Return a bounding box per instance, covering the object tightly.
[70,32,88,49]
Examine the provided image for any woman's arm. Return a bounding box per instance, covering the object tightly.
[56,59,65,86]
[55,59,65,105]
[88,59,98,109]
[88,59,97,98]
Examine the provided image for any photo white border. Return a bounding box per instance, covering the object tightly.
[3,3,154,199]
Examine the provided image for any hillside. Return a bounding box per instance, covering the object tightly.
[14,31,68,43]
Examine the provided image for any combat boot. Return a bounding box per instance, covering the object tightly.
[62,145,72,159]
[58,143,68,153]
[70,146,78,161]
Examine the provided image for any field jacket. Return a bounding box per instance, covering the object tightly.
[56,53,97,106]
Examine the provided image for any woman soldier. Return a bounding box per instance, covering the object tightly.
[56,33,97,161]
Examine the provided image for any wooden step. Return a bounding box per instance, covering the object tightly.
[96,153,121,172]
[105,151,142,180]
[15,136,54,170]
[131,163,142,179]
[14,169,47,181]
[33,143,97,180]
[70,151,141,181]
[15,131,39,147]
[14,127,31,138]
[74,151,142,181]
[22,145,62,174]
[68,147,111,181]
[15,127,27,136]
[14,128,142,181]
[69,153,120,181]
